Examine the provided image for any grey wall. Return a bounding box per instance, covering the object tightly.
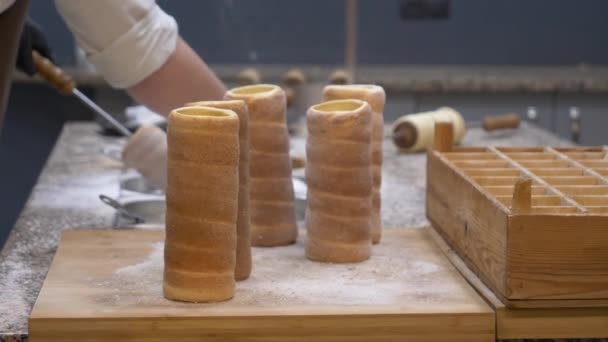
[358,0,608,65]
[30,0,608,66]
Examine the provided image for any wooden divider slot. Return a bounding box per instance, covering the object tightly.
[443,152,498,160]
[553,146,604,152]
[505,153,556,160]
[556,185,608,196]
[542,176,599,186]
[595,168,608,176]
[579,160,608,168]
[452,160,509,169]
[489,147,586,213]
[544,147,608,210]
[586,206,608,214]
[463,168,520,177]
[472,176,520,186]
[517,160,572,168]
[531,206,578,214]
[450,146,488,153]
[528,168,584,177]
[483,185,547,196]
[563,152,606,160]
[496,195,563,206]
[547,146,608,182]
[570,196,608,206]
[496,147,544,152]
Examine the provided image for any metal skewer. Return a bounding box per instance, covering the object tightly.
[31,51,132,137]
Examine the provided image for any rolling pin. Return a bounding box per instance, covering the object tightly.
[392,109,521,152]
[392,107,466,152]
[31,51,132,137]
[476,113,520,131]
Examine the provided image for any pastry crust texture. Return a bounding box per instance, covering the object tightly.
[305,99,373,263]
[225,85,298,246]
[164,106,240,302]
[323,85,386,244]
[186,100,252,281]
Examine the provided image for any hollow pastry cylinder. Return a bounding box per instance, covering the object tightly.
[225,84,298,246]
[122,124,168,191]
[323,85,385,244]
[186,100,251,281]
[306,99,373,263]
[164,106,240,302]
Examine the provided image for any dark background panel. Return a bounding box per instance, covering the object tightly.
[29,0,608,66]
[28,0,75,65]
[358,0,608,65]
[157,0,345,64]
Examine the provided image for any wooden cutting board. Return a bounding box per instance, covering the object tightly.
[29,228,494,342]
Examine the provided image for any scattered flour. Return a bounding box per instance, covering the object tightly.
[102,230,460,309]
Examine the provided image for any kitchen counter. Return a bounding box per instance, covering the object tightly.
[14,64,608,93]
[0,121,572,341]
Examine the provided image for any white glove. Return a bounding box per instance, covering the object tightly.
[122,124,167,190]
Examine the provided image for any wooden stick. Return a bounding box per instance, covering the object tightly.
[511,178,532,214]
[345,0,358,81]
[433,122,454,152]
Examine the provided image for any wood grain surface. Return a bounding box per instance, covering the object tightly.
[426,150,509,297]
[428,146,608,308]
[429,227,608,340]
[29,228,493,342]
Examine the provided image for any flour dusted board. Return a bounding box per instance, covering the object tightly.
[427,145,608,308]
[29,228,493,342]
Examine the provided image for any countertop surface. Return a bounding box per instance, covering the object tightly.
[14,64,608,93]
[0,121,571,340]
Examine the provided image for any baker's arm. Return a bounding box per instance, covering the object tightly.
[127,37,226,117]
[55,0,225,117]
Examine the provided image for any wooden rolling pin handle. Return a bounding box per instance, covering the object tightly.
[481,113,520,131]
[32,51,75,95]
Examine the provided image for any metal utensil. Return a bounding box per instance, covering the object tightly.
[99,194,145,224]
[32,51,133,137]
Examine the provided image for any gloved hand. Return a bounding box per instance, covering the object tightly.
[122,125,168,191]
[16,18,53,75]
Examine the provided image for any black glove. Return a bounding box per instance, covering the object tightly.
[16,18,53,75]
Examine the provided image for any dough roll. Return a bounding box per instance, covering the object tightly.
[305,99,373,263]
[323,85,385,244]
[225,84,297,246]
[186,100,251,281]
[164,106,239,302]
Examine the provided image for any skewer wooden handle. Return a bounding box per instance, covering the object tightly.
[31,51,75,95]
[482,113,520,131]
